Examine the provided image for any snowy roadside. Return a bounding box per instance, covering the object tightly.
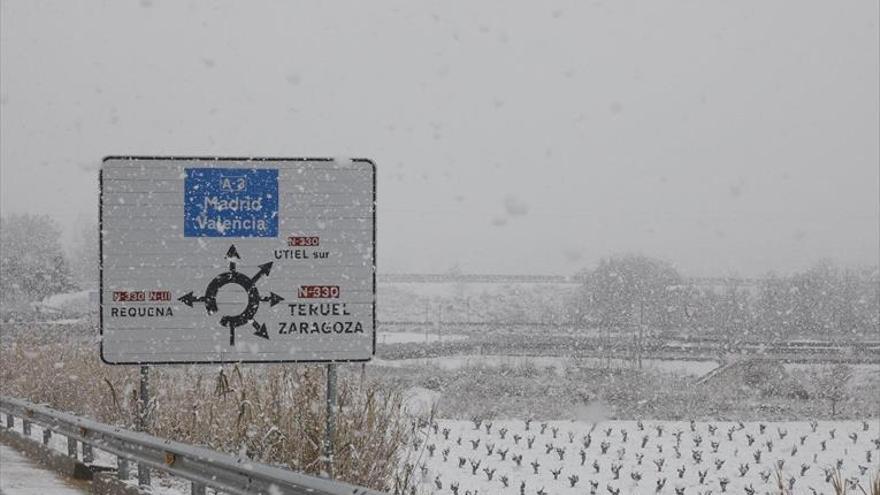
[0,443,88,495]
[2,416,187,495]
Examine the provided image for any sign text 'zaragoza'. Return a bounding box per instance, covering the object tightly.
[100,157,376,364]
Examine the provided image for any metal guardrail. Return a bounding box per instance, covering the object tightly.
[0,395,387,495]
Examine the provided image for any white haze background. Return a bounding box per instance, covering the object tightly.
[1,0,878,276]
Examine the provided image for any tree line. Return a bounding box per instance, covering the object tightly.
[571,254,879,342]
[2,213,877,342]
[0,214,81,313]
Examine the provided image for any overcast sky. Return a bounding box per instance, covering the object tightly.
[1,1,877,276]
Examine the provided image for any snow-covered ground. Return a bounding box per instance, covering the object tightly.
[3,417,186,495]
[785,363,880,387]
[375,355,721,376]
[0,444,87,495]
[408,419,878,495]
[378,331,470,344]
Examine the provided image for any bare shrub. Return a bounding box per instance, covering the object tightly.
[0,337,411,491]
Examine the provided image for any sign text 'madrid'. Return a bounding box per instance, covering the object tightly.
[184,168,279,237]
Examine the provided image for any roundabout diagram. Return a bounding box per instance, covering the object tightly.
[178,245,284,345]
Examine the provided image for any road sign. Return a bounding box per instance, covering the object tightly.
[99,157,376,364]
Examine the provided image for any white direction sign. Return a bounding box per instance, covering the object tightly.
[100,157,376,364]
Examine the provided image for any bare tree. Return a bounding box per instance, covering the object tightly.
[578,255,682,369]
[0,214,78,311]
[810,364,853,417]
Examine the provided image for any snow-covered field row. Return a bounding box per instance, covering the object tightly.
[409,419,878,495]
[378,331,470,344]
[375,355,721,376]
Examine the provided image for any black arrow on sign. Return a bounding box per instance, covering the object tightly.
[260,292,284,307]
[177,291,205,307]
[252,320,269,340]
[225,244,241,271]
[227,320,237,346]
[251,262,273,283]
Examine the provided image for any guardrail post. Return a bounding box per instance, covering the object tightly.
[117,457,130,479]
[191,482,206,495]
[323,363,337,478]
[42,428,51,445]
[138,463,151,487]
[67,436,78,458]
[82,442,94,463]
[22,418,31,436]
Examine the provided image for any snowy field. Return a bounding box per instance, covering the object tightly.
[377,354,880,382]
[409,419,878,495]
[378,331,470,344]
[376,355,722,376]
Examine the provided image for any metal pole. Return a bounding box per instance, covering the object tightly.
[138,366,150,429]
[323,363,337,478]
[138,365,151,487]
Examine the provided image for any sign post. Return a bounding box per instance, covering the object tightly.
[324,363,337,478]
[137,365,150,486]
[100,157,376,479]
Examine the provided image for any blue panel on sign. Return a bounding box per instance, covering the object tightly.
[184,168,279,237]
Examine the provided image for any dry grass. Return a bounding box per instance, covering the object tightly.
[774,467,794,495]
[856,470,880,495]
[830,468,849,495]
[0,337,414,492]
[828,467,880,495]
